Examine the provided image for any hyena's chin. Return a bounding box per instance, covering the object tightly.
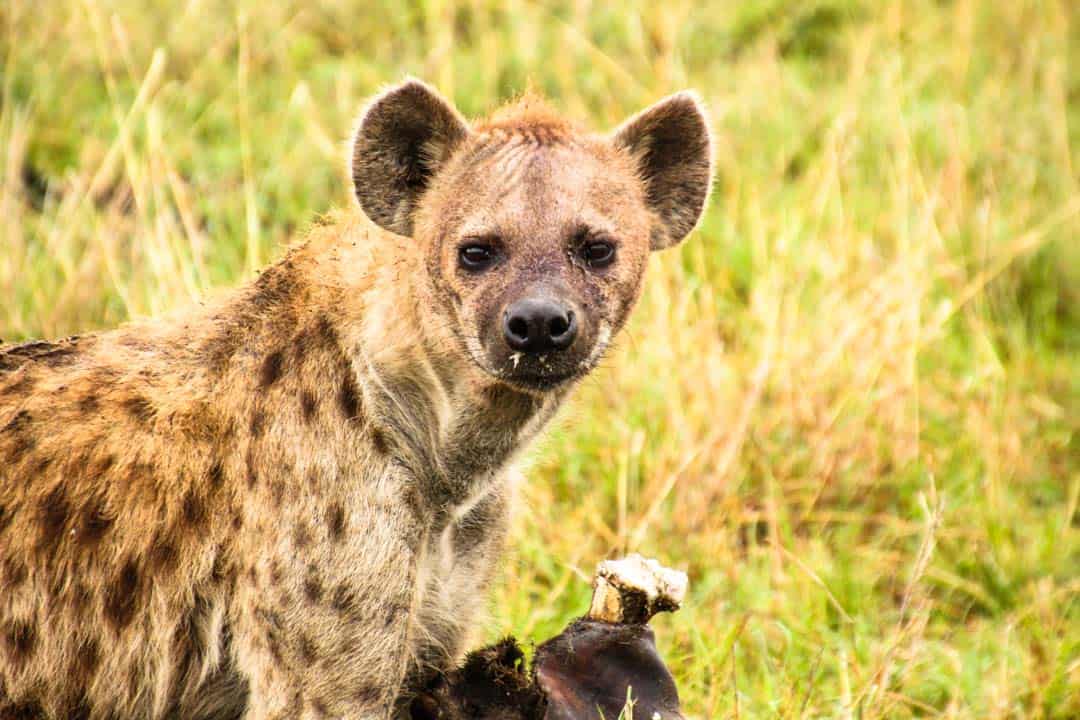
[489,343,610,394]
[499,368,581,395]
[470,350,585,395]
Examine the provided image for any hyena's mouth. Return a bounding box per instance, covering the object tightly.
[474,349,586,393]
[502,359,581,391]
[466,321,613,395]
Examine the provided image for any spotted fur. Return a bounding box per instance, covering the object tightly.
[0,79,711,719]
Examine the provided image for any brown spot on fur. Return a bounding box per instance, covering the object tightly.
[300,389,318,422]
[326,502,346,541]
[291,328,311,366]
[0,337,81,371]
[0,698,46,719]
[401,485,425,523]
[371,426,391,454]
[245,447,258,488]
[278,588,296,609]
[65,695,93,720]
[181,490,207,530]
[37,485,70,554]
[260,350,285,388]
[270,480,285,506]
[310,698,332,718]
[207,460,225,490]
[73,638,100,682]
[314,315,337,348]
[78,392,99,413]
[104,558,141,631]
[269,561,283,586]
[305,469,322,497]
[2,410,35,463]
[3,557,28,587]
[5,434,36,465]
[0,503,11,535]
[211,549,236,586]
[338,373,361,421]
[330,583,359,614]
[2,620,36,667]
[293,521,312,549]
[303,568,323,604]
[123,394,155,424]
[298,633,318,663]
[259,613,285,664]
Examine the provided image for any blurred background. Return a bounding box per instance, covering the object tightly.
[1,1,1077,717]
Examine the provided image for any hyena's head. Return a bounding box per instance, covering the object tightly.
[351,79,712,394]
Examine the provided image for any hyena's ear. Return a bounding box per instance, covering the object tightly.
[612,92,714,250]
[351,79,471,236]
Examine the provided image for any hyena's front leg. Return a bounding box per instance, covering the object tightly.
[231,507,421,719]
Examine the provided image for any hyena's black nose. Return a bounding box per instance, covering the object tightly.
[503,298,578,354]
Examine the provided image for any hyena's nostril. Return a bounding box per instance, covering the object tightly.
[548,312,570,339]
[548,309,577,351]
[503,299,578,354]
[507,316,530,344]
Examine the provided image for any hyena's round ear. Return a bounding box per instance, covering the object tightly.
[612,91,714,251]
[351,79,471,237]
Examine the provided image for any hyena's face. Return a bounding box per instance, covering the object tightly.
[352,80,712,393]
[416,135,653,391]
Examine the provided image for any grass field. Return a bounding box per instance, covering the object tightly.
[2,1,1078,717]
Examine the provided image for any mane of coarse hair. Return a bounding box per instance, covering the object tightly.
[472,89,580,138]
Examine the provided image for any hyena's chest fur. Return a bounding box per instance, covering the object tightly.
[243,424,515,675]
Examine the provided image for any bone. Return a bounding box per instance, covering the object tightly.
[586,554,688,625]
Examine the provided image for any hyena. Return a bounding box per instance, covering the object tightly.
[0,80,712,719]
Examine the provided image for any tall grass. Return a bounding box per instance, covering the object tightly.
[2,1,1077,717]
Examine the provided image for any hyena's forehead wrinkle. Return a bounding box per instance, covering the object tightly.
[449,136,637,245]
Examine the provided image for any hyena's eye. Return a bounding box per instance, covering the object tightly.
[580,240,616,269]
[458,242,499,272]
